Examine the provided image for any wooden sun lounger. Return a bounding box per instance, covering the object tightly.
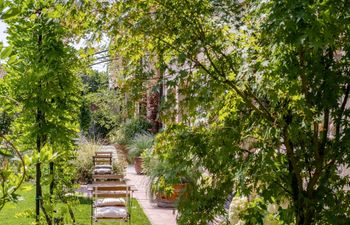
[91,184,133,225]
[92,174,125,183]
[95,151,113,157]
[93,155,112,166]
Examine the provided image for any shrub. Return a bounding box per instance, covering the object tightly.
[80,71,121,139]
[228,196,291,225]
[142,147,191,199]
[83,90,122,139]
[127,132,154,161]
[140,148,155,175]
[74,142,98,183]
[229,196,248,225]
[108,118,152,145]
[112,159,127,175]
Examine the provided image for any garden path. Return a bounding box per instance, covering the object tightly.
[125,165,178,225]
[94,145,178,225]
[98,145,118,158]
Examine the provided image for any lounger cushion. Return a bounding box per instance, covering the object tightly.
[95,206,128,218]
[95,198,126,206]
[94,168,112,174]
[95,165,112,169]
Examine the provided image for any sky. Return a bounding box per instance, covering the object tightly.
[0,20,8,45]
[0,19,107,72]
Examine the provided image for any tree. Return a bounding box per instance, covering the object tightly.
[4,0,82,223]
[0,1,26,212]
[0,79,26,212]
[88,0,350,224]
[80,70,122,139]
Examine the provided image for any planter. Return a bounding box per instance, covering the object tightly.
[134,156,144,174]
[156,183,187,208]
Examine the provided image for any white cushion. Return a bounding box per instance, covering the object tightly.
[94,168,112,174]
[95,206,128,218]
[95,198,126,207]
[95,165,112,169]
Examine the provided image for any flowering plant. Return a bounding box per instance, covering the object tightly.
[229,196,249,225]
[229,196,294,225]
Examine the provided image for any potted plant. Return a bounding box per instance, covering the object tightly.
[127,132,154,174]
[152,176,188,208]
[142,149,189,208]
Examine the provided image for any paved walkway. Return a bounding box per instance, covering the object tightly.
[93,145,177,225]
[125,165,178,225]
[97,145,118,159]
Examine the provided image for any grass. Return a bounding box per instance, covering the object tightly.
[0,183,152,225]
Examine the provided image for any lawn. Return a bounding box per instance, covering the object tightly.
[0,183,152,225]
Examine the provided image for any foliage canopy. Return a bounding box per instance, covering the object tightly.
[1,0,350,225]
[81,0,350,224]
[1,0,82,223]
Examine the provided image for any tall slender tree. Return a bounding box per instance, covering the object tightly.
[4,0,81,223]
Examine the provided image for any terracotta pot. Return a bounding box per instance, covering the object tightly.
[156,183,187,208]
[134,156,144,175]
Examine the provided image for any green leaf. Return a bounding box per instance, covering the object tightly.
[1,7,21,20]
[0,148,13,157]
[0,46,12,59]
[7,54,16,64]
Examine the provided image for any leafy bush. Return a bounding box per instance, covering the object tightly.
[127,133,154,161]
[0,112,13,135]
[229,196,289,225]
[140,148,155,174]
[229,196,249,225]
[82,90,122,139]
[74,142,98,183]
[141,142,192,199]
[112,159,127,175]
[80,70,121,139]
[108,118,152,145]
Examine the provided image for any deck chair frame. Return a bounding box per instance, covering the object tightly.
[92,174,126,185]
[91,185,132,225]
[95,151,113,157]
[93,155,112,166]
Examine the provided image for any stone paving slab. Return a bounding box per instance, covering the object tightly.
[126,165,178,225]
[97,145,118,159]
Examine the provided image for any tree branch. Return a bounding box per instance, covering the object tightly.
[0,134,26,210]
[336,84,350,139]
[299,49,309,100]
[283,125,303,192]
[272,179,293,196]
[307,48,333,194]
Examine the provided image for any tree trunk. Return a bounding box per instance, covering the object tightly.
[36,108,52,225]
[35,18,43,225]
[146,62,162,133]
[146,89,161,133]
[288,149,315,225]
[49,162,54,200]
[35,39,52,225]
[35,154,41,223]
